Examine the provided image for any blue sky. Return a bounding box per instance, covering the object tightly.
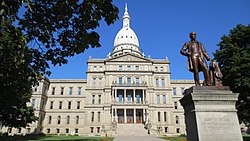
[48,0,250,80]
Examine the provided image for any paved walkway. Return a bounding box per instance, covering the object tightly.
[114,136,167,141]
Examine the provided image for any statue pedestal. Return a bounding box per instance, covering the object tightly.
[179,86,243,141]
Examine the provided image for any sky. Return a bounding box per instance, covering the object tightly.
[48,0,250,80]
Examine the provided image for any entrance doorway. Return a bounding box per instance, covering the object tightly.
[136,109,143,123]
[126,109,134,123]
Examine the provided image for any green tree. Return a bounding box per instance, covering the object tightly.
[213,24,250,124]
[0,0,118,128]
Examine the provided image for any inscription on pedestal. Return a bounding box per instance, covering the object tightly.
[197,112,242,141]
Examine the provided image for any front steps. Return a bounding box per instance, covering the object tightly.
[116,124,148,136]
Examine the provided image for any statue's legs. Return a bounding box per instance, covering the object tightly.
[191,55,200,86]
[199,60,211,86]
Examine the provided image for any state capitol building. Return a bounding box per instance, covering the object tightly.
[2,5,196,136]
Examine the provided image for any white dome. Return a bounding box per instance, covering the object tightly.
[114,27,139,47]
[110,4,144,58]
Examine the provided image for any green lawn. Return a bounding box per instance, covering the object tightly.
[161,136,186,141]
[0,135,114,141]
[162,135,250,141]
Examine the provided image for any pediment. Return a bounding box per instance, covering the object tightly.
[106,54,152,62]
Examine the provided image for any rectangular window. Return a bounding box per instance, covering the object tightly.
[156,79,159,87]
[98,112,101,122]
[118,65,122,70]
[91,112,94,122]
[69,87,73,95]
[165,127,168,133]
[155,67,158,71]
[99,66,102,71]
[18,128,21,133]
[66,128,69,134]
[92,95,95,104]
[158,112,161,122]
[93,66,97,71]
[93,78,96,86]
[90,127,94,133]
[163,95,166,104]
[127,77,131,84]
[157,95,160,104]
[78,87,81,95]
[135,65,139,70]
[136,94,140,103]
[75,128,78,134]
[59,101,62,109]
[50,101,53,109]
[48,116,52,124]
[118,94,122,103]
[176,116,179,124]
[77,101,80,109]
[68,101,71,109]
[119,77,122,84]
[176,128,180,133]
[98,95,101,104]
[181,87,185,95]
[97,127,100,133]
[164,112,167,122]
[160,67,164,71]
[173,87,176,95]
[174,102,178,109]
[31,99,35,108]
[61,87,64,95]
[52,87,55,95]
[56,128,60,133]
[127,65,131,70]
[127,94,132,102]
[76,116,79,124]
[47,128,50,133]
[57,116,61,124]
[136,77,140,84]
[161,79,165,88]
[67,116,70,124]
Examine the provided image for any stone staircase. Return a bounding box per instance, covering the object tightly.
[116,124,149,136]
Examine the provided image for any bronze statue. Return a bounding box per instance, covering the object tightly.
[209,59,223,87]
[180,32,211,86]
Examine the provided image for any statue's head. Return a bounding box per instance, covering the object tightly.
[189,32,196,40]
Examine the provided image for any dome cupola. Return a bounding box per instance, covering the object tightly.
[110,3,144,58]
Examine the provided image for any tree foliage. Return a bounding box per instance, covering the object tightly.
[213,24,250,124]
[0,0,118,127]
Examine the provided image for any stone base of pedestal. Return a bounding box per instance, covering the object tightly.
[179,86,243,141]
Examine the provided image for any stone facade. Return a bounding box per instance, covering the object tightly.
[1,5,196,136]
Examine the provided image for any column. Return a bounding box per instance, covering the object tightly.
[133,89,136,103]
[124,89,126,103]
[142,89,145,104]
[111,89,113,102]
[133,108,136,123]
[111,107,113,122]
[143,109,146,123]
[115,108,118,122]
[124,109,127,124]
[114,89,117,103]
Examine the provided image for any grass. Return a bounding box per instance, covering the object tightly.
[0,135,114,141]
[161,135,186,141]
[162,135,250,141]
[243,135,250,141]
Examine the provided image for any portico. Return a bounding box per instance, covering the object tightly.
[112,108,147,124]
